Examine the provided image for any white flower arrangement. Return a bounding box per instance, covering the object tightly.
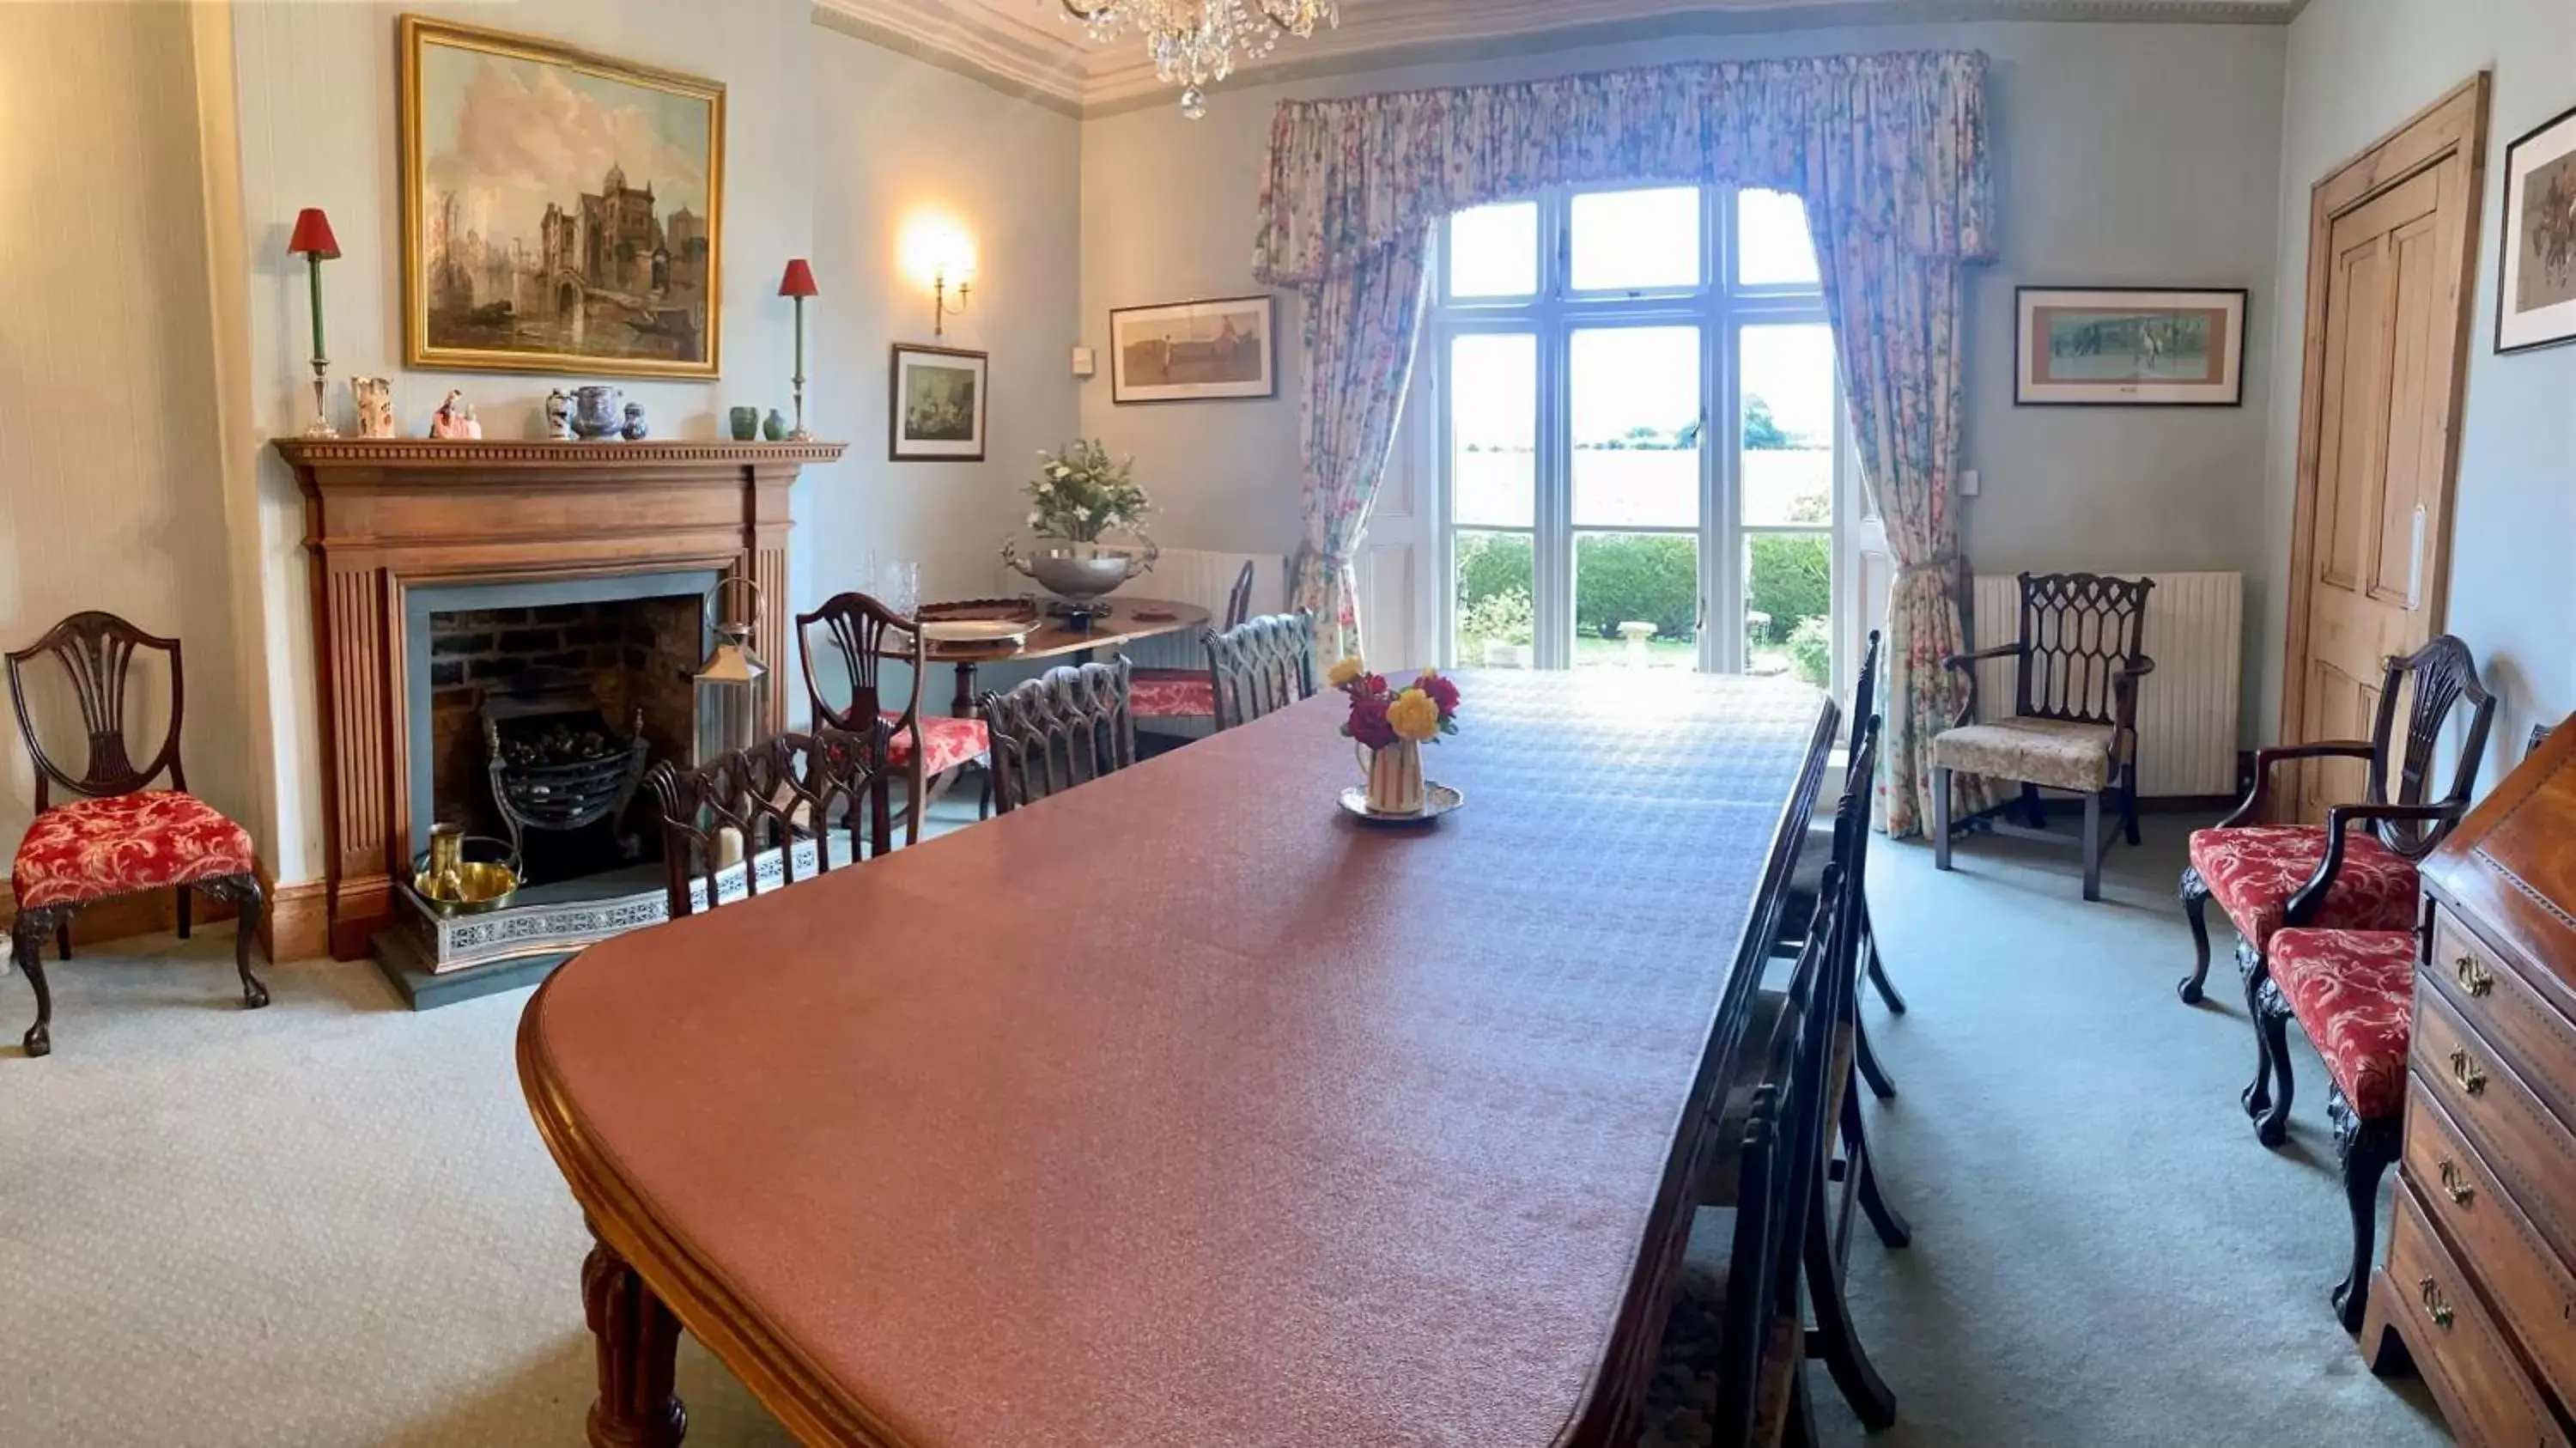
[1026,440,1148,544]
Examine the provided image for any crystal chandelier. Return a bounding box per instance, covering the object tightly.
[1060,0,1338,117]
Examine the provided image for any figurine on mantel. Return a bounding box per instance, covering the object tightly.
[544,388,576,441]
[621,400,649,441]
[429,388,481,440]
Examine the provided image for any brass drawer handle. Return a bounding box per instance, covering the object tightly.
[2450,1049,2489,1097]
[2438,1159,2476,1205]
[2419,1275,2455,1329]
[2453,954,2494,997]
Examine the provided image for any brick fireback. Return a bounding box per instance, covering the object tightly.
[425,596,702,844]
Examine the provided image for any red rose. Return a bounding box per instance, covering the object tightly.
[1346,695,1397,750]
[1358,672,1390,701]
[1415,672,1461,718]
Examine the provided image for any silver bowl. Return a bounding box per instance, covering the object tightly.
[1002,538,1157,602]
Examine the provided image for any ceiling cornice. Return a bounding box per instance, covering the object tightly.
[817,0,2298,117]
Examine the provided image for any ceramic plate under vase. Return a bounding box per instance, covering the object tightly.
[1337,782,1464,827]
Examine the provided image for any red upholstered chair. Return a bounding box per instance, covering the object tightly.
[796,592,986,845]
[6,611,265,1057]
[1128,559,1256,729]
[2179,635,2492,1135]
[2261,927,2417,1330]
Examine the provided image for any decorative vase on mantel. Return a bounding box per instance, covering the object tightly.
[1362,738,1426,814]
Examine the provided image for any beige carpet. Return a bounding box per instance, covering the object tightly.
[0,817,2450,1446]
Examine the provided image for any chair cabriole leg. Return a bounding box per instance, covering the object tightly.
[2251,970,2294,1149]
[2178,866,2213,1004]
[2331,1098,2399,1332]
[12,910,60,1056]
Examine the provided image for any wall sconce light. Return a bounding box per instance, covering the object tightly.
[902,216,975,338]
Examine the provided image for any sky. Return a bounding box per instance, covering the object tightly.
[419,41,713,251]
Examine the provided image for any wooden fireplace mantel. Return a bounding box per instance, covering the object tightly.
[277,437,845,960]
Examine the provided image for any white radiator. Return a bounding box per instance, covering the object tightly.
[997,547,1281,671]
[1968,571,2242,799]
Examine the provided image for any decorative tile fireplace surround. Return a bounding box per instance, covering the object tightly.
[275,439,845,990]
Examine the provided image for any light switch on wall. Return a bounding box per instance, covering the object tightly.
[1961,467,1981,497]
[1071,346,1097,378]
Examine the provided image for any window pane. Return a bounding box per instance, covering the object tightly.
[1574,532,1698,670]
[1449,202,1539,298]
[1745,531,1832,686]
[1454,530,1535,669]
[1738,189,1820,288]
[1741,324,1836,527]
[1450,333,1536,528]
[1572,326,1700,528]
[1570,187,1700,292]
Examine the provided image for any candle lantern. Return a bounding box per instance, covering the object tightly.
[695,576,770,763]
[288,208,341,438]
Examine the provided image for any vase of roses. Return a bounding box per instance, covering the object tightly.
[1002,439,1158,601]
[1331,656,1461,815]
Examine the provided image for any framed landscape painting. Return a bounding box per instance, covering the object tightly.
[1109,296,1277,404]
[2014,288,2248,406]
[2497,103,2576,355]
[890,344,988,461]
[400,16,726,377]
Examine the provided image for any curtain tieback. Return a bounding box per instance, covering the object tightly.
[1893,556,1960,583]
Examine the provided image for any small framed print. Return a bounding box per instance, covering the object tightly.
[1109,295,1277,404]
[2014,287,2249,406]
[890,344,987,461]
[2496,102,2576,355]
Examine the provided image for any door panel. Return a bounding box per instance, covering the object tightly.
[2281,76,2488,824]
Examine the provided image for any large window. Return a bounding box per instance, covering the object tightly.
[1435,185,1849,687]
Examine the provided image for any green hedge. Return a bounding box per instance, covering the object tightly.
[1747,533,1830,644]
[1575,533,1698,640]
[1454,528,1828,648]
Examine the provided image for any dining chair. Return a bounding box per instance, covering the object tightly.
[1129,560,1256,728]
[1680,709,1902,1436]
[1647,861,1847,1448]
[1208,610,1318,731]
[642,723,892,920]
[797,590,980,843]
[1777,629,1901,1098]
[2181,635,2494,1150]
[6,611,266,1057]
[1931,571,2155,901]
[978,660,1138,814]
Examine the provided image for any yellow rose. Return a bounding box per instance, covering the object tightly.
[1387,687,1441,742]
[1327,654,1366,688]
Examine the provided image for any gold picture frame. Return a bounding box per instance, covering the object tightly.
[399,15,726,378]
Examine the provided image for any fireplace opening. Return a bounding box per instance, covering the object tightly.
[412,578,714,887]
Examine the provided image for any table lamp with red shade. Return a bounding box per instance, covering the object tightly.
[778,259,818,441]
[289,207,342,438]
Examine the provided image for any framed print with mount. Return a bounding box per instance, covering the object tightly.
[890,344,987,462]
[2014,287,2248,406]
[1109,295,1277,404]
[2497,101,2576,355]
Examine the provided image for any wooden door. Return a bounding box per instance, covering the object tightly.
[2282,75,2489,819]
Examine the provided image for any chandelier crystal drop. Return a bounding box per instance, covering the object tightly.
[1060,0,1338,114]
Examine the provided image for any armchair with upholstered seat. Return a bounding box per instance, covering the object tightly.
[1930,571,2154,901]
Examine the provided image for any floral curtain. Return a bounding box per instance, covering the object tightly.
[1284,236,1431,661]
[1253,53,1993,836]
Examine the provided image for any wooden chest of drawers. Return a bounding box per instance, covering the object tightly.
[2367,721,2576,1446]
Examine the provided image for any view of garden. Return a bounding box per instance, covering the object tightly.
[1454,391,1835,684]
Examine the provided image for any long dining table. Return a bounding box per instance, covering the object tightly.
[519,669,1838,1448]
